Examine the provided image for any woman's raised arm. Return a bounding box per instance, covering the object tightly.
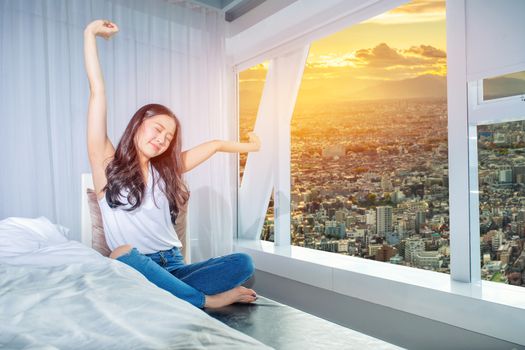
[84,19,119,198]
[181,132,261,173]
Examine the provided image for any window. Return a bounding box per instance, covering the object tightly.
[483,70,525,101]
[238,62,268,180]
[287,0,449,274]
[477,120,525,288]
[238,62,274,241]
[468,66,525,290]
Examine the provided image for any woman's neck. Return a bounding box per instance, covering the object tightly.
[140,161,150,184]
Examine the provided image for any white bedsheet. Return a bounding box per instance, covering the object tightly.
[0,218,272,349]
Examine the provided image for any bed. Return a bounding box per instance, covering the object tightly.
[0,216,272,349]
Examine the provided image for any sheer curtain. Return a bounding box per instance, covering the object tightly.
[0,0,233,261]
[239,47,309,241]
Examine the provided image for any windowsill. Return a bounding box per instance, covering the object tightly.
[234,239,525,346]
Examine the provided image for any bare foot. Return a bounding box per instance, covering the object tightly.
[204,286,257,308]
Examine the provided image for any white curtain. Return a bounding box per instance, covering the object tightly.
[239,47,309,241]
[0,0,234,262]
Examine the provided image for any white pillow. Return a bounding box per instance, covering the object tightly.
[0,216,68,257]
[54,223,71,239]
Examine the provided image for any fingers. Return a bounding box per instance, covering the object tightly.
[247,132,261,151]
[92,19,119,40]
[102,20,119,31]
[248,132,260,143]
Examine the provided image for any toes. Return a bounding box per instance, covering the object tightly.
[239,296,256,303]
[232,286,257,303]
[240,287,256,295]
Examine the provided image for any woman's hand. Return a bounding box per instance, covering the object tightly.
[247,132,261,152]
[85,19,119,40]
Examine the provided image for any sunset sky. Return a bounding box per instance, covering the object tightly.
[239,0,446,110]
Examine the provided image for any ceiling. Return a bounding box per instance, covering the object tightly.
[190,0,266,21]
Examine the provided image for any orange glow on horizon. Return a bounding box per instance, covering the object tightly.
[239,0,446,108]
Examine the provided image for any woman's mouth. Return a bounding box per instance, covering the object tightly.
[150,142,160,152]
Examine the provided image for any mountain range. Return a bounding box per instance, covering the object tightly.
[349,74,447,101]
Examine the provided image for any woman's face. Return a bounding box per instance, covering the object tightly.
[135,114,176,159]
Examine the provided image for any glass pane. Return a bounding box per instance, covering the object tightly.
[238,62,272,241]
[290,0,450,274]
[261,192,275,242]
[483,70,525,101]
[478,121,525,288]
[239,62,268,181]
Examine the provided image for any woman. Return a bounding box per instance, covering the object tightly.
[84,19,259,308]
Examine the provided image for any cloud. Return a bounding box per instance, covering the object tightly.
[356,43,402,61]
[239,42,447,84]
[352,43,437,68]
[239,64,268,83]
[304,43,446,81]
[406,44,446,58]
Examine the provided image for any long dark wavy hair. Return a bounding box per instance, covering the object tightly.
[103,104,189,223]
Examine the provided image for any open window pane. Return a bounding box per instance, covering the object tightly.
[260,192,274,242]
[290,0,450,274]
[478,120,525,287]
[483,70,525,101]
[238,62,271,240]
[239,62,268,181]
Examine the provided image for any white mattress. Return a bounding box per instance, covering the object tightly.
[0,217,272,349]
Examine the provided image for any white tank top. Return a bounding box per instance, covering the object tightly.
[98,163,182,254]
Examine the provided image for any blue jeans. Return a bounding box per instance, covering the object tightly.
[115,247,255,308]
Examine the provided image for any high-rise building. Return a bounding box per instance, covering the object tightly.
[493,132,508,145]
[415,210,426,234]
[499,167,513,183]
[405,236,425,264]
[392,190,405,204]
[492,231,504,251]
[512,165,525,183]
[335,210,346,223]
[381,175,393,192]
[366,210,376,225]
[376,206,393,236]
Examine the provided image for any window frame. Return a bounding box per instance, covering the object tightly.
[467,71,525,284]
[231,0,525,345]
